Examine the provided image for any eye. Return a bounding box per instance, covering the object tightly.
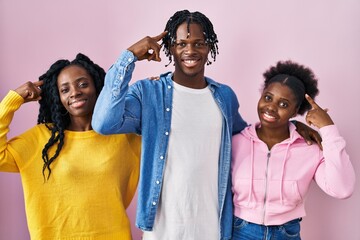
[264,95,272,101]
[60,88,69,94]
[175,42,187,48]
[79,81,88,88]
[194,42,206,48]
[279,101,289,108]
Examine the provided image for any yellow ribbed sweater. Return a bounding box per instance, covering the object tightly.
[0,91,141,240]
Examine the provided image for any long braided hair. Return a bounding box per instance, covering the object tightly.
[162,10,219,66]
[37,53,105,180]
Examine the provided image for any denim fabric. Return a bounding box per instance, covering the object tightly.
[92,50,247,239]
[232,216,301,240]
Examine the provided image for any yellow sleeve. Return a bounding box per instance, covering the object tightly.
[0,91,25,172]
[123,133,141,208]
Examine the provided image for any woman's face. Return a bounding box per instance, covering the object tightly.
[257,82,298,129]
[57,65,97,124]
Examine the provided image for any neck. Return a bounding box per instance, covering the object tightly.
[172,71,207,89]
[256,124,290,149]
[67,117,92,131]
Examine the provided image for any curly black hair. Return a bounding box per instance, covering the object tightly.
[162,10,219,66]
[262,60,319,115]
[37,53,105,180]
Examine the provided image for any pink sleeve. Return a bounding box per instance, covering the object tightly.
[314,125,356,199]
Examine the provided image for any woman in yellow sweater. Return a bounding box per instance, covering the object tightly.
[0,53,141,240]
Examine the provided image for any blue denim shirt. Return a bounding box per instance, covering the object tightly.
[92,50,247,240]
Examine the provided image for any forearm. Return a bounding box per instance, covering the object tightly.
[92,50,138,134]
[0,91,23,171]
[315,125,355,199]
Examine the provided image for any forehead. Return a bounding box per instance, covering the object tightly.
[264,82,296,100]
[175,22,205,41]
[57,65,90,84]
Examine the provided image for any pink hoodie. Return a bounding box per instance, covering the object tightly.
[231,122,355,226]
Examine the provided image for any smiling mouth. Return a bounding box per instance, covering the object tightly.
[262,112,277,122]
[182,59,200,67]
[69,99,86,108]
[184,59,197,63]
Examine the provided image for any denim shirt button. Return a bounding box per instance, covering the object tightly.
[128,58,132,62]
[166,108,170,112]
[160,156,164,160]
[156,180,160,184]
[165,132,169,135]
[152,201,157,205]
[167,85,171,89]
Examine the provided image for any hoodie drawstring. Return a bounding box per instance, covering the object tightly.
[247,138,254,206]
[280,143,291,204]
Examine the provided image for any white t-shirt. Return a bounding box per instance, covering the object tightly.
[142,81,223,240]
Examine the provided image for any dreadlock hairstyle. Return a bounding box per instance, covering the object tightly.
[37,53,105,180]
[162,10,219,66]
[262,60,319,115]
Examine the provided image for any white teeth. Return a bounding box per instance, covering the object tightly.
[70,99,85,105]
[264,112,275,119]
[184,60,196,64]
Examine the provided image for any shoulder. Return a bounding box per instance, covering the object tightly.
[207,77,237,96]
[106,133,141,159]
[206,77,233,90]
[131,72,172,88]
[14,124,52,144]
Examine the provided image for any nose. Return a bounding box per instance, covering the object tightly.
[69,87,82,98]
[184,43,196,53]
[266,102,277,112]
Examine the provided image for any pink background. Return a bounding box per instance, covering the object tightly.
[1,1,359,239]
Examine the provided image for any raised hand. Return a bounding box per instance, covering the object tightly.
[305,94,334,128]
[127,31,168,62]
[14,81,43,103]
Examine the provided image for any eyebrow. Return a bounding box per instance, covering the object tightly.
[264,91,291,102]
[176,38,205,42]
[59,76,89,87]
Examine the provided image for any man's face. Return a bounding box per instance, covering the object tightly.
[171,22,210,80]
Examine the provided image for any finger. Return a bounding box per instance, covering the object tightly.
[152,50,161,62]
[305,115,312,126]
[152,31,167,42]
[148,76,160,80]
[305,94,320,110]
[147,46,162,62]
[33,80,44,89]
[304,132,313,145]
[147,52,158,62]
[27,90,40,99]
[316,138,323,150]
[312,133,323,150]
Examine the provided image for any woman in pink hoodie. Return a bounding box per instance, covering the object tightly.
[231,60,355,240]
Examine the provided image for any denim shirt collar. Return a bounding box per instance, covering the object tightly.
[162,71,221,90]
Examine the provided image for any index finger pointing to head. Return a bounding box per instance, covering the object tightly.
[305,94,320,109]
[152,31,168,42]
[34,80,44,87]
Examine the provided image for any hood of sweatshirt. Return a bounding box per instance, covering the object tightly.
[241,122,303,144]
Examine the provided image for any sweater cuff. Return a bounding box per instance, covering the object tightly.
[319,124,340,139]
[3,90,25,107]
[115,50,137,68]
